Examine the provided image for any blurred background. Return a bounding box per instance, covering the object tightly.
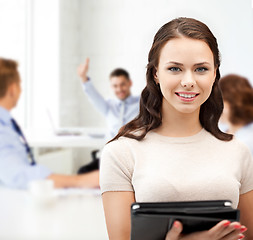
[1,0,252,173]
[0,0,253,239]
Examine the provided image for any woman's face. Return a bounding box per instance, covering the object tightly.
[155,36,216,115]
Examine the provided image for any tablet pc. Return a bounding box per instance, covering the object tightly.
[130,200,239,240]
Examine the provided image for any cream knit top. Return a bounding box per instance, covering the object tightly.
[100,129,253,208]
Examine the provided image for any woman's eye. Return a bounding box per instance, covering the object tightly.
[195,67,208,72]
[168,67,181,72]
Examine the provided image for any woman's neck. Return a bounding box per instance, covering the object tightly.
[154,102,202,137]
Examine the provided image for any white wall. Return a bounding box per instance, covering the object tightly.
[59,0,94,170]
[0,0,28,127]
[59,0,82,127]
[31,0,60,130]
[59,0,253,129]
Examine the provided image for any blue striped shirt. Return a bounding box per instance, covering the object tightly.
[0,106,52,189]
[83,80,140,141]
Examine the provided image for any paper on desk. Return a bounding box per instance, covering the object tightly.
[54,188,101,197]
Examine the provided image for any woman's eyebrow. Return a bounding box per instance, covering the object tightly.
[194,62,211,66]
[165,61,211,66]
[165,61,183,66]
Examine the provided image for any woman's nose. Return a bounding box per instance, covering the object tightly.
[180,72,196,88]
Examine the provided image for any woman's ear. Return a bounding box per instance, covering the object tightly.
[213,68,217,83]
[154,68,159,85]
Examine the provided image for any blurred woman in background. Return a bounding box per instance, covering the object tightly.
[219,74,253,155]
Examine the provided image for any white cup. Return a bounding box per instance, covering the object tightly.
[29,179,55,206]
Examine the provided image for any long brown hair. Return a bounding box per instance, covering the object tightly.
[111,17,233,142]
[219,74,253,125]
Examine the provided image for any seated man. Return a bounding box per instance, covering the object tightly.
[0,57,99,189]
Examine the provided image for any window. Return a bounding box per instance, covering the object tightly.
[0,0,29,127]
[0,0,60,130]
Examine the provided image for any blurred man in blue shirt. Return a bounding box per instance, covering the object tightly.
[78,58,140,141]
[0,58,99,189]
[77,58,140,173]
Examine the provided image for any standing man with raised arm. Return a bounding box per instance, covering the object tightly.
[0,58,99,189]
[77,58,140,173]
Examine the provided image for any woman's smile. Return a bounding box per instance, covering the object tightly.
[175,91,200,102]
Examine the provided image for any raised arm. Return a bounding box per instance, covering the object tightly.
[77,58,109,116]
[102,191,135,240]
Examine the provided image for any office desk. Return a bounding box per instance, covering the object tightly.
[24,128,108,173]
[0,186,108,240]
[25,127,107,148]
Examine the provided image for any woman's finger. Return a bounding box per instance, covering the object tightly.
[165,221,183,240]
[221,222,246,240]
[204,220,236,239]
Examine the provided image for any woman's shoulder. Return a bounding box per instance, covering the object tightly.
[231,135,253,158]
[106,135,138,146]
[196,129,250,155]
[230,137,251,154]
[102,136,139,155]
[102,130,153,157]
[208,130,252,156]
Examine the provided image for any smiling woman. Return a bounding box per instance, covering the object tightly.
[155,37,216,118]
[100,17,253,240]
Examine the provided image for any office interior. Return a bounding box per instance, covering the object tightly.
[0,0,253,239]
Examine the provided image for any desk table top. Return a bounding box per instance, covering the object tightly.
[0,186,108,240]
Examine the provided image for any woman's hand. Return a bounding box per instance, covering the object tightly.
[165,220,247,240]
